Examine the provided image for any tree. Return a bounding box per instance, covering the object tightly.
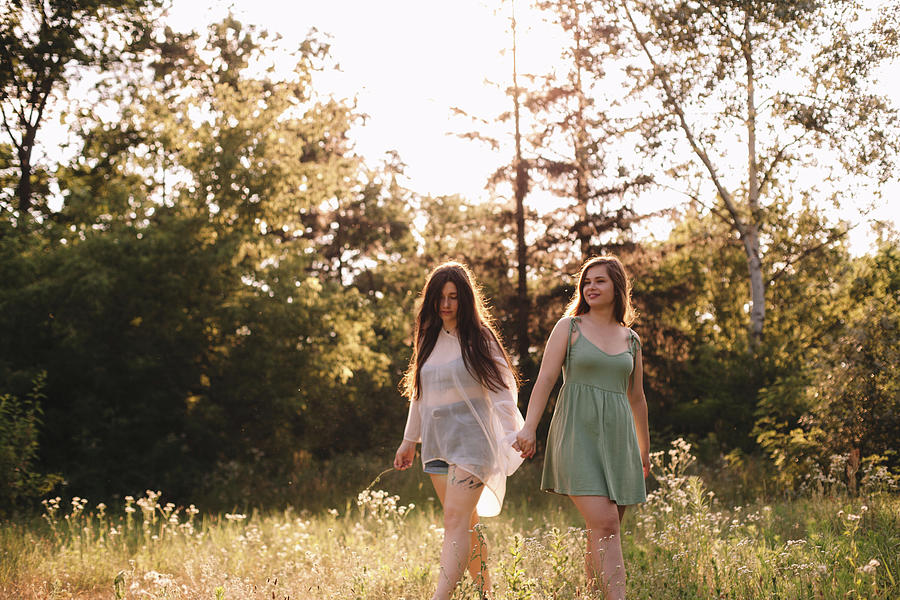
[606,0,900,350]
[0,16,418,504]
[0,0,161,218]
[756,240,900,491]
[633,190,876,453]
[632,206,759,447]
[533,0,653,261]
[510,0,533,381]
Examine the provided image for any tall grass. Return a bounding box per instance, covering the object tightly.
[2,440,897,599]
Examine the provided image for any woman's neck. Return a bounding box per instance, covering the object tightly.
[583,305,617,327]
[441,318,457,333]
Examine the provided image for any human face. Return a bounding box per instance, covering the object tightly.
[437,280,459,330]
[582,264,615,309]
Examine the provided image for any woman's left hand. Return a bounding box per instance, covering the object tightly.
[641,451,651,478]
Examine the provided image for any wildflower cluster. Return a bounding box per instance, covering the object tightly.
[356,489,415,526]
[41,490,202,549]
[859,454,900,494]
[643,437,700,517]
[637,442,801,596]
[795,451,900,496]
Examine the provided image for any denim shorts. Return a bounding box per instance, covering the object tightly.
[424,459,450,475]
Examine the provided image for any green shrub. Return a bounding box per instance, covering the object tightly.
[0,373,61,516]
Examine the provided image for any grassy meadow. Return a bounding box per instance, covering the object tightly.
[2,440,897,600]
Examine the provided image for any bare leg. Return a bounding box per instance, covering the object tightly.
[429,473,492,594]
[430,466,488,600]
[569,495,626,600]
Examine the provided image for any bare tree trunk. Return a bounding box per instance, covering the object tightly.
[571,0,592,259]
[743,10,764,350]
[743,227,765,350]
[16,147,33,214]
[511,0,532,383]
[622,0,767,351]
[4,56,56,216]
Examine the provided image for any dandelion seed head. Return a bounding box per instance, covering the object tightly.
[859,558,880,574]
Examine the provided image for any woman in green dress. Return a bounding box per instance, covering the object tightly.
[514,256,650,600]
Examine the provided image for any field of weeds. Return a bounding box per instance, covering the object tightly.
[2,440,897,599]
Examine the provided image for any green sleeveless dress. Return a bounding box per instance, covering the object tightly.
[541,317,647,504]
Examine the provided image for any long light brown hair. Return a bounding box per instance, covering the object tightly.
[564,256,637,326]
[401,262,517,400]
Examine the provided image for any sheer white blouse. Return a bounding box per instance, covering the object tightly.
[403,329,525,516]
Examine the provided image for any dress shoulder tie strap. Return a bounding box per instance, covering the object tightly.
[628,328,641,355]
[565,317,580,371]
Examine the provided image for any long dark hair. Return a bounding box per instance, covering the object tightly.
[401,262,517,400]
[564,255,637,326]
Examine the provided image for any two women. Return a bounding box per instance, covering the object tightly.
[395,256,649,600]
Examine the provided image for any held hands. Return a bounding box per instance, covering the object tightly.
[393,439,417,470]
[513,426,537,459]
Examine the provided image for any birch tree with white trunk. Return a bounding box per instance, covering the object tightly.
[604,0,899,350]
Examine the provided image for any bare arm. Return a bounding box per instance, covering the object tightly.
[514,318,571,459]
[628,333,651,478]
[487,341,525,440]
[394,400,421,470]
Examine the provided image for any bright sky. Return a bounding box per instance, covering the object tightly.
[166,0,544,203]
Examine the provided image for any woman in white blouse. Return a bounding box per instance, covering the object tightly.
[394,261,525,600]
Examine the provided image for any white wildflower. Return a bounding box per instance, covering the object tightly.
[859,558,881,575]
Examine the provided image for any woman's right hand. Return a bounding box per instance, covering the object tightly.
[514,426,537,459]
[393,439,417,470]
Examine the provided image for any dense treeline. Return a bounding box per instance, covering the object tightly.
[1,1,898,514]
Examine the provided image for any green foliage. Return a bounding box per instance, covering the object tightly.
[0,373,61,516]
[633,209,761,447]
[755,243,900,492]
[0,16,418,507]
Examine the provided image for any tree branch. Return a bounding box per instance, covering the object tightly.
[759,129,813,193]
[0,102,23,150]
[619,0,745,238]
[657,181,733,229]
[694,0,743,45]
[768,226,851,285]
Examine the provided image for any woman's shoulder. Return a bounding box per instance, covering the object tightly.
[555,315,578,328]
[480,325,505,351]
[479,324,499,341]
[625,326,641,348]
